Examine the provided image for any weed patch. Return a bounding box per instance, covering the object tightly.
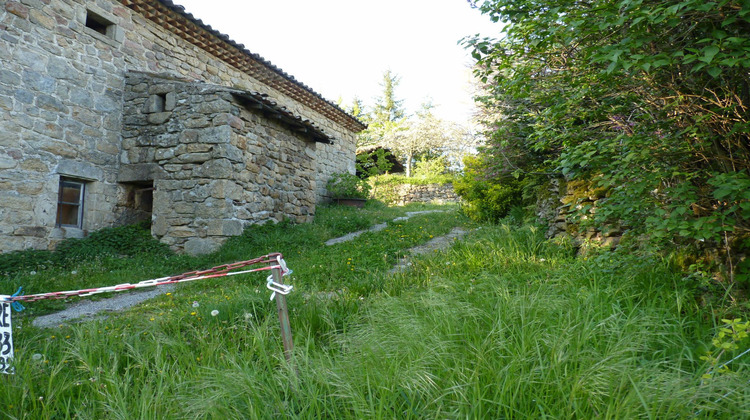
[0,205,747,418]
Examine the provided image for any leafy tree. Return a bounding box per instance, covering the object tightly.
[372,69,406,124]
[358,70,407,148]
[464,0,750,282]
[356,148,394,177]
[382,103,461,177]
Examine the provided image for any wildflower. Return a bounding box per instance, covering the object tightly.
[192,301,200,308]
[30,271,36,275]
[166,292,172,296]
[32,353,42,361]
[211,310,219,317]
[150,317,155,321]
[190,311,197,316]
[71,270,78,275]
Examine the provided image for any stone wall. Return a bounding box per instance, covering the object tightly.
[0,1,129,251]
[371,182,461,206]
[0,0,359,253]
[539,179,623,250]
[121,72,317,254]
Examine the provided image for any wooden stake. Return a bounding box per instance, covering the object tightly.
[271,263,294,364]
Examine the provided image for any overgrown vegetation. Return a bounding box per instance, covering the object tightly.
[325,172,372,200]
[0,205,747,418]
[0,221,170,277]
[369,158,456,187]
[454,154,522,222]
[368,158,457,204]
[462,0,750,293]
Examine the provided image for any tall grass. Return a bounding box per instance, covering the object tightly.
[1,206,747,418]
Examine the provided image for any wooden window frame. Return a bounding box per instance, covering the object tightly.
[56,178,86,229]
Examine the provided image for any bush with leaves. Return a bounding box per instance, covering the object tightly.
[464,0,750,286]
[413,156,450,179]
[454,155,521,222]
[326,172,371,200]
[356,148,394,178]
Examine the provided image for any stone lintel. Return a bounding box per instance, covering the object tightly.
[117,163,166,183]
[57,159,104,181]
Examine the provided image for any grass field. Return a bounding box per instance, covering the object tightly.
[1,203,748,418]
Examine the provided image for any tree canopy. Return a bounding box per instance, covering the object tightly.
[464,0,750,282]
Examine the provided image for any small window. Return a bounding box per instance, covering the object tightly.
[148,93,166,113]
[56,179,86,228]
[85,10,115,38]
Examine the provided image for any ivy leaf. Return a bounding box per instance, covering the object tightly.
[707,66,722,78]
[699,45,720,63]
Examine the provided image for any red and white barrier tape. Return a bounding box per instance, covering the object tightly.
[3,253,291,303]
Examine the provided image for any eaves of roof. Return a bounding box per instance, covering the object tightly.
[229,89,334,144]
[119,0,367,133]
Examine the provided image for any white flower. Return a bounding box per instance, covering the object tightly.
[32,353,42,361]
[71,270,78,275]
[211,310,219,317]
[192,301,200,308]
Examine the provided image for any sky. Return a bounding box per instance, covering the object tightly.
[173,0,503,124]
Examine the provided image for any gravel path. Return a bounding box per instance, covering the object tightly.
[31,209,463,328]
[31,285,174,329]
[324,210,446,246]
[389,227,470,274]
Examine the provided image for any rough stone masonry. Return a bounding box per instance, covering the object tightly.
[0,0,365,254]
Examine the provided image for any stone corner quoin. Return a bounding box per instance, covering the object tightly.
[0,0,365,255]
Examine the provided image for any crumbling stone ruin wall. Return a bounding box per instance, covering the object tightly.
[0,0,361,254]
[371,183,461,206]
[121,73,317,254]
[538,178,623,250]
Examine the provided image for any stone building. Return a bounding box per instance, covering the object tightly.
[0,0,366,254]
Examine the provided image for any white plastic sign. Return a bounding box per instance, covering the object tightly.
[0,299,13,374]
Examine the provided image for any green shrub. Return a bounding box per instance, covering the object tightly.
[326,172,371,199]
[413,157,449,178]
[454,155,521,223]
[369,173,454,187]
[356,149,394,177]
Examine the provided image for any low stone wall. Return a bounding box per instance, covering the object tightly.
[371,183,460,206]
[538,178,623,250]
